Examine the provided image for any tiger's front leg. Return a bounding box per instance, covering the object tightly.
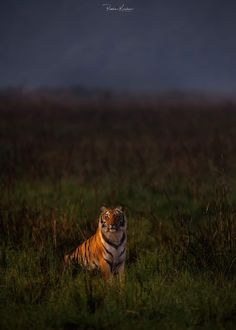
[100,259,113,281]
[117,262,125,286]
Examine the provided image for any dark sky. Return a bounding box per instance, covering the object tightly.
[1,0,236,91]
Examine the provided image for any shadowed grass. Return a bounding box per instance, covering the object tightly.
[1,99,236,329]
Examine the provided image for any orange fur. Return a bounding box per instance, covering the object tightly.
[64,206,127,280]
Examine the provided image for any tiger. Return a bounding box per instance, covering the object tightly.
[64,206,127,281]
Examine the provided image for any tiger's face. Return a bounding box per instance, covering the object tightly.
[99,206,126,233]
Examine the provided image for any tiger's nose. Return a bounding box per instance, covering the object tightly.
[109,224,116,229]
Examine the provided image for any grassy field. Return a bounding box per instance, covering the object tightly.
[0,97,236,329]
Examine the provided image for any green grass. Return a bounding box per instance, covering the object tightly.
[1,99,236,329]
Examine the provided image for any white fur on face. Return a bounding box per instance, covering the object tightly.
[100,208,126,233]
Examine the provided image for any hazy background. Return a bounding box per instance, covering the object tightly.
[1,0,236,92]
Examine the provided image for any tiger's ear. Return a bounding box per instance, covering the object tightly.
[100,206,107,213]
[116,205,124,212]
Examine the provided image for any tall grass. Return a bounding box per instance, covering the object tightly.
[0,98,236,329]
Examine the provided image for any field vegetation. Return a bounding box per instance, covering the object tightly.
[0,97,236,329]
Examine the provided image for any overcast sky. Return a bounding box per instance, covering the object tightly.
[1,0,236,92]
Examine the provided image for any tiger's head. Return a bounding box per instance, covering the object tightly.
[99,206,126,233]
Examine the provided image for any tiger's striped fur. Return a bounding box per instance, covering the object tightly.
[64,206,127,280]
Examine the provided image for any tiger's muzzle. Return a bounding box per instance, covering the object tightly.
[106,224,119,232]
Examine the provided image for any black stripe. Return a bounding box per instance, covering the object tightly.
[114,260,123,269]
[102,232,126,250]
[67,246,78,262]
[102,232,119,249]
[119,247,126,257]
[104,258,113,272]
[92,261,99,269]
[102,243,114,258]
[118,233,126,248]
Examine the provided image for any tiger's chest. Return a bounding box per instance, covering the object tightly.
[101,232,126,273]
